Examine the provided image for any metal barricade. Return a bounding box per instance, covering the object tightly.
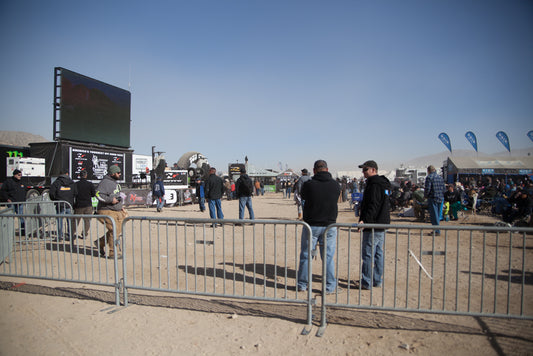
[0,199,74,240]
[121,217,314,333]
[317,223,533,336]
[0,208,15,263]
[0,213,121,305]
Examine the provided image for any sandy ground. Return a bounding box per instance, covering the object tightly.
[1,193,533,355]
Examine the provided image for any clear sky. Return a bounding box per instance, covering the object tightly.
[1,0,532,173]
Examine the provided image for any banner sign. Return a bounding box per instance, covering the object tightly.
[228,163,245,180]
[438,132,452,153]
[69,147,125,182]
[465,131,478,152]
[121,188,151,206]
[496,131,511,152]
[163,170,188,188]
[528,130,533,143]
[482,168,495,175]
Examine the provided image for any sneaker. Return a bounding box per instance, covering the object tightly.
[324,287,343,295]
[352,280,370,290]
[297,287,307,292]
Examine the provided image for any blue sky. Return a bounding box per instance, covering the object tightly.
[1,0,532,173]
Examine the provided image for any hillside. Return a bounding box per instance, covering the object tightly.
[0,131,50,147]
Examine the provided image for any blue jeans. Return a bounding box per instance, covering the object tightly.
[10,203,25,232]
[208,199,224,219]
[297,226,337,293]
[361,229,385,288]
[56,206,72,240]
[238,196,255,219]
[155,196,164,210]
[427,198,441,233]
[198,197,205,211]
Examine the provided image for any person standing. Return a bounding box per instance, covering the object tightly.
[235,167,255,220]
[205,167,224,222]
[296,160,341,294]
[357,160,391,290]
[444,184,461,221]
[152,176,165,212]
[294,168,311,220]
[73,170,96,239]
[50,170,76,241]
[95,165,127,258]
[195,178,206,212]
[0,169,27,234]
[424,165,445,235]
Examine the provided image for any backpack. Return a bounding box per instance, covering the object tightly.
[239,176,253,196]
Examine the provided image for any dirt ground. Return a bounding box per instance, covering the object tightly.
[1,193,532,355]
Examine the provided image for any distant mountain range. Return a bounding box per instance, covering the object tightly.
[1,131,531,173]
[400,148,533,169]
[0,131,49,147]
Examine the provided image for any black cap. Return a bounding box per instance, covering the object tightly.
[301,168,308,174]
[358,160,378,170]
[240,167,246,173]
[13,169,22,176]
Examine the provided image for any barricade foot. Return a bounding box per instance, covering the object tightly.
[316,324,327,337]
[301,325,312,335]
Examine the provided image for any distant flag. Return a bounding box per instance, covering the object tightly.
[465,131,478,152]
[528,130,533,143]
[496,131,511,152]
[438,132,452,153]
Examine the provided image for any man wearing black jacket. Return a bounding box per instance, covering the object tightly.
[74,170,96,239]
[1,169,27,234]
[296,160,341,294]
[205,167,224,221]
[357,160,391,290]
[50,170,76,241]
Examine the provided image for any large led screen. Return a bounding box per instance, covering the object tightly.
[57,67,131,148]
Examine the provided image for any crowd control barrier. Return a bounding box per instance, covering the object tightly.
[317,223,533,336]
[0,211,121,305]
[2,210,533,337]
[120,217,314,333]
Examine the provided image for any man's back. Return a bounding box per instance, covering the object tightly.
[75,179,95,208]
[206,174,223,199]
[301,171,340,226]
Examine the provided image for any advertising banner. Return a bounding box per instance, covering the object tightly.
[465,131,478,152]
[228,163,245,180]
[69,147,125,182]
[438,132,452,153]
[496,131,511,152]
[121,188,151,206]
[163,170,188,188]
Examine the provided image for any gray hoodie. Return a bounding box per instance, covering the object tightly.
[96,174,123,211]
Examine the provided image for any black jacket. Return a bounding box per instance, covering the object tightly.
[50,174,76,206]
[235,174,253,198]
[359,175,391,225]
[205,174,224,200]
[75,178,96,209]
[301,171,340,226]
[0,177,26,202]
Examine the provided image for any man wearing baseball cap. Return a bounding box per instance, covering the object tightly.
[356,160,391,290]
[0,169,27,234]
[94,165,127,258]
